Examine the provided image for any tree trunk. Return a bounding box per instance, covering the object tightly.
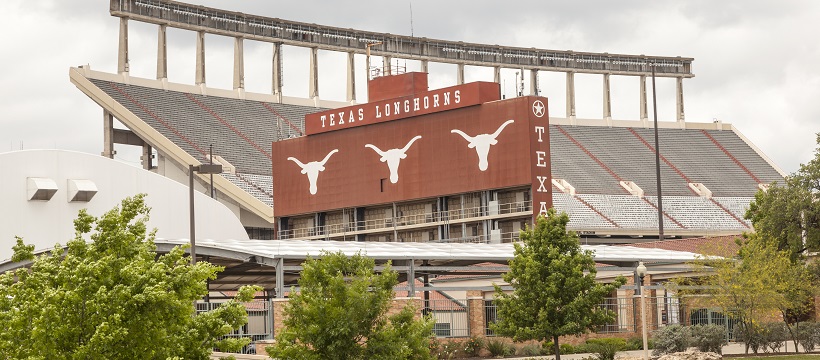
[554,335,561,360]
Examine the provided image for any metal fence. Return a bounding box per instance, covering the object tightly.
[196,301,273,355]
[425,298,470,338]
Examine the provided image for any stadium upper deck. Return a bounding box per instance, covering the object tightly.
[70,66,783,242]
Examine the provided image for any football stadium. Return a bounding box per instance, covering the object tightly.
[0,0,788,353]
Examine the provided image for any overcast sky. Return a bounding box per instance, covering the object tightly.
[1,0,817,175]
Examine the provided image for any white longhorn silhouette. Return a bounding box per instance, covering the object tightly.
[287,149,339,195]
[451,120,515,171]
[365,136,422,184]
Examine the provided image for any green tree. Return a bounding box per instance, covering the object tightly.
[491,209,626,360]
[747,133,820,258]
[673,234,815,353]
[0,194,260,359]
[266,251,434,360]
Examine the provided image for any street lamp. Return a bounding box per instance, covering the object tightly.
[636,261,649,360]
[189,162,222,264]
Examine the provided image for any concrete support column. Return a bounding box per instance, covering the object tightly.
[676,77,685,124]
[566,72,576,119]
[141,143,153,170]
[156,24,167,80]
[530,69,539,96]
[421,60,429,74]
[233,37,245,90]
[383,56,393,75]
[195,31,206,85]
[118,17,129,74]
[272,43,283,100]
[309,47,319,99]
[457,63,465,85]
[493,66,501,84]
[603,73,612,121]
[639,75,648,125]
[467,290,485,337]
[346,52,356,103]
[102,110,114,158]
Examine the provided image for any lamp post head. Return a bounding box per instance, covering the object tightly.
[636,261,647,280]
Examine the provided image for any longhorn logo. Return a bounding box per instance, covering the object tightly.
[451,120,515,171]
[365,136,422,184]
[287,149,339,195]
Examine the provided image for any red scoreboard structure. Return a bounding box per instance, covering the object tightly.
[272,72,550,243]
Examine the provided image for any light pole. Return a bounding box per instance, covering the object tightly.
[637,261,649,360]
[189,162,222,264]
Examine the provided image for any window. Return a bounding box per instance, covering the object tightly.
[433,323,452,337]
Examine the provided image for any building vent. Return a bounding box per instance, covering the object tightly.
[551,179,575,196]
[27,177,58,201]
[67,179,98,202]
[619,181,644,197]
[688,182,713,198]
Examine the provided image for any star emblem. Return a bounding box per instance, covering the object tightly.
[532,100,545,118]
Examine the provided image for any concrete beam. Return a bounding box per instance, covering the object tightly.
[195,31,206,85]
[676,77,685,123]
[530,69,539,96]
[118,17,129,74]
[156,24,167,80]
[421,59,429,74]
[383,56,393,75]
[272,42,283,100]
[603,73,612,120]
[346,52,356,102]
[493,66,501,84]
[457,63,465,85]
[141,143,153,170]
[233,37,244,90]
[102,110,115,158]
[566,72,576,118]
[112,128,144,146]
[309,47,319,99]
[640,75,648,123]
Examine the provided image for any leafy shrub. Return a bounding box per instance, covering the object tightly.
[761,323,787,353]
[516,343,542,356]
[689,324,727,354]
[486,339,514,357]
[463,336,485,357]
[736,323,764,354]
[434,340,462,360]
[797,322,820,352]
[541,341,575,355]
[585,338,626,360]
[652,325,690,356]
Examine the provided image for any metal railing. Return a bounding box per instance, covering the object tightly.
[113,0,693,77]
[278,201,532,240]
[425,298,470,338]
[196,301,273,355]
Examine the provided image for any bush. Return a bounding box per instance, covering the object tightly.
[486,339,514,357]
[736,323,764,354]
[516,343,542,356]
[652,325,691,356]
[797,322,820,352]
[689,324,727,354]
[761,322,787,353]
[463,336,485,357]
[585,338,626,360]
[625,336,654,351]
[541,341,575,355]
[433,340,462,360]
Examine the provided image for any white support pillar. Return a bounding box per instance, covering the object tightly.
[118,17,129,74]
[102,110,114,158]
[156,24,167,80]
[383,56,393,75]
[676,77,685,124]
[457,63,465,85]
[493,66,501,84]
[346,52,356,103]
[309,47,319,99]
[141,143,153,170]
[603,73,612,121]
[566,72,576,119]
[195,31,206,86]
[640,75,648,126]
[530,69,539,96]
[272,43,283,100]
[233,37,245,90]
[421,60,429,74]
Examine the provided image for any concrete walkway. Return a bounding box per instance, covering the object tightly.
[505,342,810,359]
